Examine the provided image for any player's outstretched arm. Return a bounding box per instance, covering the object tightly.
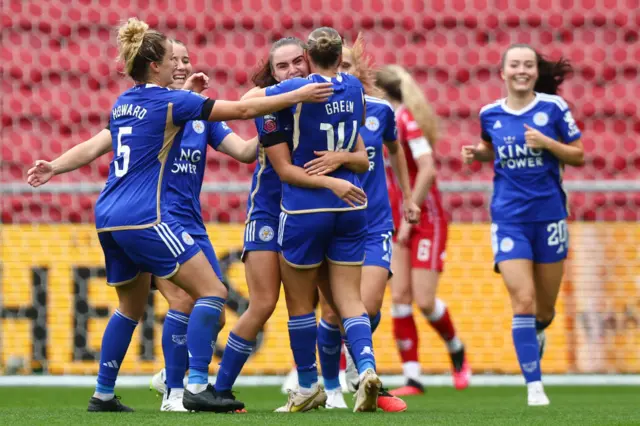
[265,143,367,208]
[27,129,112,187]
[304,135,369,175]
[207,83,333,122]
[217,134,259,164]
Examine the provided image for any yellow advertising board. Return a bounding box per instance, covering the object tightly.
[0,223,637,375]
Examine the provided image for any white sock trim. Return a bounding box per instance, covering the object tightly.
[426,298,446,322]
[391,304,413,318]
[402,361,421,381]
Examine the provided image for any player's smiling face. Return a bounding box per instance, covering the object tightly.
[152,40,176,87]
[501,47,538,96]
[338,47,354,74]
[271,44,309,82]
[169,43,193,90]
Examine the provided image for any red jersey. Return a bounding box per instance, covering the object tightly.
[387,105,446,230]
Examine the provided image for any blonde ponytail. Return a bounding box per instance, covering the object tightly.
[343,33,384,98]
[376,65,439,147]
[118,18,149,75]
[116,17,167,82]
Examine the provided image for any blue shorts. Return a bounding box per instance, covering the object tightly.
[278,209,367,268]
[492,219,569,269]
[150,233,226,290]
[242,218,280,261]
[363,229,393,272]
[98,217,201,286]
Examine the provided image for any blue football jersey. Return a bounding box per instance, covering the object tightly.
[265,73,366,213]
[166,120,233,236]
[480,93,582,223]
[245,111,293,223]
[360,95,396,232]
[95,84,213,231]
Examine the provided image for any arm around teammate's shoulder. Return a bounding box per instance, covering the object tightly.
[206,82,333,121]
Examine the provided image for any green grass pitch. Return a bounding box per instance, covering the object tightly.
[0,385,638,425]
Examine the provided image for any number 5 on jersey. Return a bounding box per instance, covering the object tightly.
[115,126,132,177]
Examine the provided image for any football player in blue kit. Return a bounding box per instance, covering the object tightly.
[246,27,383,413]
[308,35,419,412]
[212,37,312,402]
[29,18,332,413]
[461,44,584,406]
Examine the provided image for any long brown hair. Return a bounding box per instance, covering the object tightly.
[342,33,383,98]
[251,37,306,88]
[501,44,572,95]
[375,65,438,146]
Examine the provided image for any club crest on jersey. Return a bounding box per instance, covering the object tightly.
[263,114,277,133]
[192,120,205,134]
[533,112,549,127]
[259,225,274,242]
[365,116,380,131]
[500,237,514,253]
[181,231,195,246]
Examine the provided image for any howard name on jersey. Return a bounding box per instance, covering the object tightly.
[96,85,213,230]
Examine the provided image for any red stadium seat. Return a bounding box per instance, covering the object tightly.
[2,0,637,224]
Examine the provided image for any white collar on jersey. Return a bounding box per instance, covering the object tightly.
[309,73,343,82]
[500,92,540,116]
[145,83,160,88]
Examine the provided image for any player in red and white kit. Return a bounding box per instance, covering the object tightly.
[376,65,471,395]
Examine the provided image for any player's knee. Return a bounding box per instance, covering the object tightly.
[391,288,412,305]
[511,293,535,315]
[199,282,228,300]
[168,294,194,315]
[321,308,340,325]
[536,309,555,324]
[250,292,279,323]
[363,293,384,317]
[118,298,147,321]
[417,298,436,316]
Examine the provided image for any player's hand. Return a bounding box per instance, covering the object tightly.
[461,145,477,164]
[294,83,334,103]
[183,72,209,93]
[403,198,421,224]
[328,178,367,208]
[524,124,550,149]
[304,151,342,175]
[396,219,412,245]
[27,160,54,187]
